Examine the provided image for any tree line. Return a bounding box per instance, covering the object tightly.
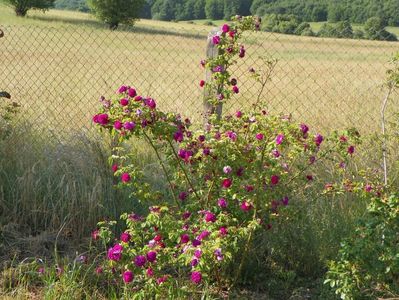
[50,0,399,27]
[4,0,399,41]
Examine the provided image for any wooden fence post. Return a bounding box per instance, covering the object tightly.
[203,28,223,125]
[0,28,10,99]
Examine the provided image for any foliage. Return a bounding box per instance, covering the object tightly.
[325,194,399,299]
[54,0,89,12]
[85,16,363,298]
[318,21,356,39]
[4,0,55,16]
[251,0,399,27]
[88,0,145,29]
[261,14,300,35]
[364,17,398,41]
[204,0,224,20]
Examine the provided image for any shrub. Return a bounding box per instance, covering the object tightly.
[325,194,399,299]
[364,17,397,41]
[294,22,314,36]
[4,0,55,17]
[87,16,361,298]
[88,0,146,29]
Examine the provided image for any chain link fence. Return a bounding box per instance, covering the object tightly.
[0,22,398,153]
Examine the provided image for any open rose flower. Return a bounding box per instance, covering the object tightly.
[107,244,123,261]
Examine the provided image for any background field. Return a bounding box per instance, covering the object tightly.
[1,5,398,139]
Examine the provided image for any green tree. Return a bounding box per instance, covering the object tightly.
[317,23,338,38]
[205,0,224,20]
[5,0,55,16]
[311,5,327,21]
[88,0,145,29]
[364,16,397,41]
[193,0,206,19]
[139,0,155,19]
[335,20,353,38]
[294,22,313,36]
[223,0,240,20]
[151,0,176,21]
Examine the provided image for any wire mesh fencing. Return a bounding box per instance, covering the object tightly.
[0,22,398,162]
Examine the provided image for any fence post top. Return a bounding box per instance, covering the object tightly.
[207,28,221,41]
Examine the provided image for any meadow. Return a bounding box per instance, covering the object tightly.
[1,5,398,134]
[0,5,398,299]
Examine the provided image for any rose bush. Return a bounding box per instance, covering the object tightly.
[89,16,361,298]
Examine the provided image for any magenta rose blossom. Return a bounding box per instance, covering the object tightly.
[134,255,147,267]
[123,270,134,283]
[128,88,137,98]
[146,251,157,263]
[145,98,156,109]
[222,178,232,189]
[272,149,280,158]
[348,145,355,155]
[173,131,184,142]
[191,271,202,284]
[276,134,284,145]
[146,267,154,277]
[157,275,168,285]
[120,232,131,243]
[212,35,220,45]
[179,191,188,201]
[281,196,289,206]
[192,238,201,247]
[219,227,228,236]
[190,258,199,267]
[235,111,242,118]
[118,85,128,94]
[111,164,118,173]
[222,24,230,33]
[314,134,324,146]
[217,198,228,208]
[180,234,190,244]
[240,201,252,212]
[271,175,280,185]
[107,244,123,261]
[114,120,122,130]
[300,123,309,136]
[121,172,131,183]
[96,113,109,125]
[256,133,264,140]
[194,249,202,258]
[198,230,210,241]
[204,211,216,223]
[120,98,129,106]
[199,80,205,87]
[232,85,239,94]
[124,121,135,131]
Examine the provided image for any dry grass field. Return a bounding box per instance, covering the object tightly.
[1,5,398,137]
